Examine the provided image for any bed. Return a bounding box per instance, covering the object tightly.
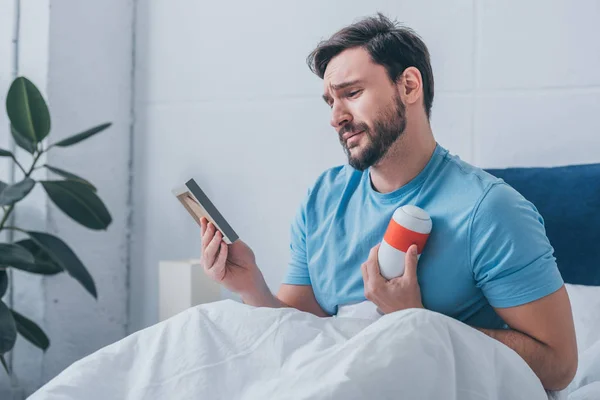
[487,162,600,400]
[28,162,600,400]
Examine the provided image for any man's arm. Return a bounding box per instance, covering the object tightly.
[240,280,330,318]
[476,286,578,391]
[467,184,578,390]
[277,284,330,317]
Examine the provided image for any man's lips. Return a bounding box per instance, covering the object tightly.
[342,130,365,141]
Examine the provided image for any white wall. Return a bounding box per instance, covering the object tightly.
[0,0,134,397]
[131,0,600,331]
[41,0,134,384]
[473,1,600,167]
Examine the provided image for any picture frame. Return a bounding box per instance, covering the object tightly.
[172,178,239,244]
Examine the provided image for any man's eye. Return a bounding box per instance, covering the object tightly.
[348,90,362,98]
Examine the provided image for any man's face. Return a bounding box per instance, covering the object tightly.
[322,47,407,171]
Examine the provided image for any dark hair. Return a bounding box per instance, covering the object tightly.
[307,13,434,119]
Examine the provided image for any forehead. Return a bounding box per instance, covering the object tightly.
[323,47,385,87]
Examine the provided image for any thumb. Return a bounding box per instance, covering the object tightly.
[404,244,419,280]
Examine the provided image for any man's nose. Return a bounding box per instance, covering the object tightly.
[330,103,352,129]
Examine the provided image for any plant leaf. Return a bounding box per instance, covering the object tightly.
[53,122,111,148]
[0,270,7,298]
[6,77,51,142]
[0,178,35,206]
[0,300,17,354]
[8,261,62,275]
[41,180,111,230]
[11,310,49,351]
[0,354,8,374]
[25,231,97,298]
[0,149,13,157]
[11,125,36,154]
[9,240,63,275]
[44,165,96,192]
[0,243,35,265]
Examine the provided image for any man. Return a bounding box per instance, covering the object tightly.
[200,13,577,391]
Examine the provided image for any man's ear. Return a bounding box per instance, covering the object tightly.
[396,67,422,106]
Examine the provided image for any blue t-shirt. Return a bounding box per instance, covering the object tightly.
[283,143,564,329]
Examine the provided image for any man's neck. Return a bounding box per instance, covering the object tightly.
[369,127,437,194]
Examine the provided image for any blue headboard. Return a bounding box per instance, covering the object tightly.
[485,163,600,286]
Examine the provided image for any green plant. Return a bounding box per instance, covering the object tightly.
[0,77,112,374]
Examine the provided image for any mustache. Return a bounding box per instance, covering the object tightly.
[339,122,369,139]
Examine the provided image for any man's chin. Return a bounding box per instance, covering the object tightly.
[347,155,368,171]
[347,146,387,171]
[343,146,361,168]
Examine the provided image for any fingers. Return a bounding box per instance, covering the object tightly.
[365,244,384,285]
[365,260,384,285]
[200,219,210,265]
[200,217,207,236]
[202,221,215,251]
[361,262,368,282]
[213,242,228,273]
[404,244,419,281]
[368,243,380,259]
[203,228,222,269]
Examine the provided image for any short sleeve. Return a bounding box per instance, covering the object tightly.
[469,183,564,308]
[282,191,311,285]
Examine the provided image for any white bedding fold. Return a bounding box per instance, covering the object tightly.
[30,300,549,400]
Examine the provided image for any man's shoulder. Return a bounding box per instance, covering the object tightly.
[440,153,531,216]
[308,164,361,196]
[439,151,503,192]
[433,150,513,207]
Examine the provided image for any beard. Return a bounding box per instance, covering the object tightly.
[339,93,407,171]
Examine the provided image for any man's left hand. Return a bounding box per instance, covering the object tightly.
[361,243,424,314]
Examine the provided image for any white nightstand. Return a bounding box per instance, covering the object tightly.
[158,259,223,321]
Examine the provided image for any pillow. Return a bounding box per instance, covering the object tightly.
[564,284,600,397]
[565,283,600,354]
[485,163,600,286]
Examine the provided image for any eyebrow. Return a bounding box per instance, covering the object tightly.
[332,79,362,91]
[322,80,363,104]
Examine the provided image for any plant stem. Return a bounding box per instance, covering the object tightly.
[0,205,15,230]
[2,226,24,234]
[11,156,26,175]
[0,150,44,232]
[27,151,44,176]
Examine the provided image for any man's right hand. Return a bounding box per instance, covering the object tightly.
[200,217,328,316]
[200,217,264,297]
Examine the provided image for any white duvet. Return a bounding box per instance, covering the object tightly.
[29,283,600,400]
[31,300,553,400]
